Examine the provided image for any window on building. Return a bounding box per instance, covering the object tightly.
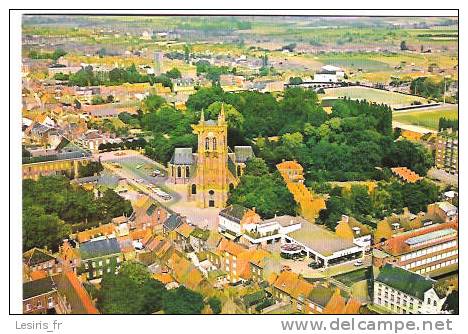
[177,166,182,178]
[186,166,190,178]
[205,138,210,150]
[37,300,42,308]
[25,303,31,311]
[213,138,217,150]
[191,184,197,194]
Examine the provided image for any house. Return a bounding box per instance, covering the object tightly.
[76,223,116,243]
[166,252,210,292]
[23,272,99,314]
[374,263,448,314]
[208,238,278,283]
[57,239,80,273]
[391,167,422,183]
[218,204,302,245]
[23,248,59,277]
[163,212,185,234]
[142,234,174,265]
[131,195,168,231]
[335,215,372,250]
[271,272,361,314]
[427,202,458,223]
[271,271,314,313]
[174,222,195,252]
[276,160,326,220]
[189,227,211,253]
[23,276,60,314]
[78,236,123,280]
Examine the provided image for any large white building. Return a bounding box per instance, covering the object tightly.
[313,65,345,83]
[218,205,302,245]
[374,263,448,314]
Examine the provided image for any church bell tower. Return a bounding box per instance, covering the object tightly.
[190,104,232,208]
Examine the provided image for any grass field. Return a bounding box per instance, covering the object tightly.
[393,105,458,130]
[323,86,427,108]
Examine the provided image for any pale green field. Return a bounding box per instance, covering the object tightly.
[323,86,427,108]
[393,105,458,130]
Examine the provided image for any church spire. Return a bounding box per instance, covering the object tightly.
[200,108,205,123]
[218,102,226,125]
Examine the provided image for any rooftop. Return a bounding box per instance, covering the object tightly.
[376,263,435,300]
[287,223,356,257]
[406,228,457,246]
[170,147,193,165]
[23,248,55,267]
[234,146,254,163]
[79,237,121,260]
[219,204,250,223]
[263,215,306,228]
[23,276,55,300]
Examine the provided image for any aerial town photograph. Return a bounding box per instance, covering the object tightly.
[20,13,458,315]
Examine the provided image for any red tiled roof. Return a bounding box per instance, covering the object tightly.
[379,221,458,256]
[391,167,422,183]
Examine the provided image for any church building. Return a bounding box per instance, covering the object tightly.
[168,104,254,208]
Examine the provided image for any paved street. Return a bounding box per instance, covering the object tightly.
[98,150,220,229]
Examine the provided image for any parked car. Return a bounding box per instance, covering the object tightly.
[354,259,363,266]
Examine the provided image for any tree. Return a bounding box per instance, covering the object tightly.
[244,157,270,176]
[98,261,166,314]
[186,86,225,111]
[141,94,165,113]
[207,296,222,314]
[289,77,303,85]
[205,102,244,130]
[228,160,297,218]
[162,286,204,314]
[78,161,103,177]
[400,40,408,51]
[383,140,433,176]
[281,132,304,151]
[165,67,182,79]
[23,206,71,252]
[442,291,459,314]
[98,189,133,221]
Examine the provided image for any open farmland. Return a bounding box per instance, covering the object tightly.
[323,86,427,108]
[393,104,458,130]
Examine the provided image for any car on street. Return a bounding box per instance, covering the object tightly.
[153,188,172,200]
[354,259,363,266]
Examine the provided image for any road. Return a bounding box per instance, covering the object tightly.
[98,150,220,229]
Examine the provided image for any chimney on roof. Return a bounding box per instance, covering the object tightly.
[252,207,256,213]
[341,215,349,223]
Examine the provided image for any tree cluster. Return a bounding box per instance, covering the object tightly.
[98,262,206,314]
[23,176,132,251]
[317,178,439,230]
[227,158,297,218]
